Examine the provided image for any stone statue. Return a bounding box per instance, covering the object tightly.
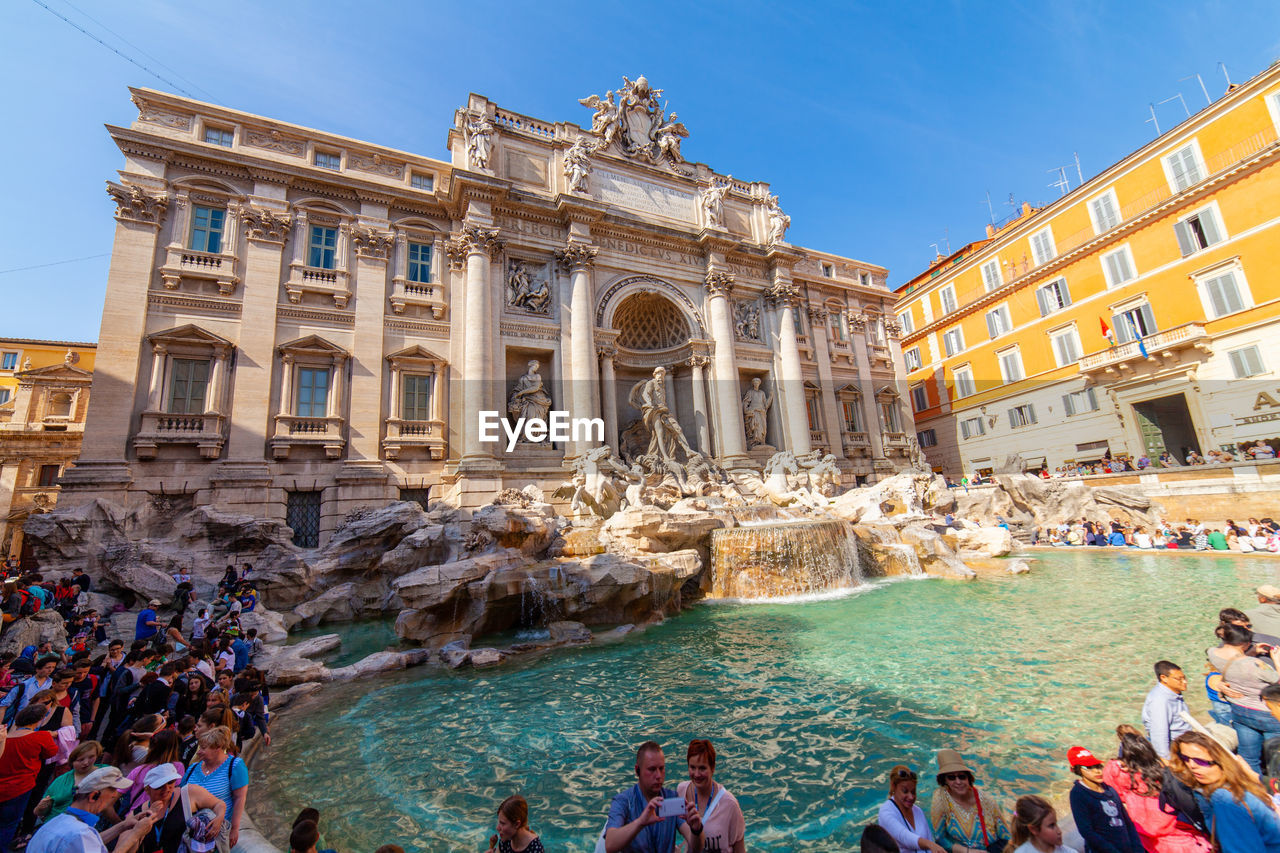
[655,113,688,163]
[734,301,761,342]
[907,435,931,473]
[797,449,843,497]
[700,184,728,228]
[507,261,550,314]
[507,360,552,428]
[563,136,594,193]
[465,113,494,171]
[765,193,790,245]
[579,90,622,150]
[630,366,695,463]
[741,377,773,449]
[580,76,684,164]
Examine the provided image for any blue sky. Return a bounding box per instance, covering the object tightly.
[2,0,1276,343]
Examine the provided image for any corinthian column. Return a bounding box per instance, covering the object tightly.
[767,278,811,456]
[556,241,600,457]
[703,271,748,464]
[807,308,844,456]
[459,225,503,467]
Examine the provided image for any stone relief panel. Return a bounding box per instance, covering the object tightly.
[244,129,305,156]
[133,97,191,131]
[348,153,405,179]
[505,149,549,187]
[506,259,553,316]
[733,299,763,343]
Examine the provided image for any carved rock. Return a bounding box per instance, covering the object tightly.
[0,611,68,656]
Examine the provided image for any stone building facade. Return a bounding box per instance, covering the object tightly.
[61,78,913,544]
[0,339,96,565]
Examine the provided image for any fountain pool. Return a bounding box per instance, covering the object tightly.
[255,551,1277,852]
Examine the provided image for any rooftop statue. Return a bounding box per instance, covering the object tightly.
[579,75,688,167]
[765,193,791,245]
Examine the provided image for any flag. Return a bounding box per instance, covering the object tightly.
[1126,315,1149,358]
[1099,317,1115,346]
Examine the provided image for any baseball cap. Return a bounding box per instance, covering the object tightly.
[1257,585,1280,601]
[148,599,162,607]
[1067,746,1103,768]
[143,764,182,789]
[76,767,133,794]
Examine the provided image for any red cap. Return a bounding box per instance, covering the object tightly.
[1068,746,1103,768]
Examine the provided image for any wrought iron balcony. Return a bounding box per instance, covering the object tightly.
[1077,323,1210,375]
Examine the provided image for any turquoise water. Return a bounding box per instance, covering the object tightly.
[256,551,1279,852]
[284,618,402,668]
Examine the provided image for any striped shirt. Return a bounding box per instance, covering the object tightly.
[181,755,248,812]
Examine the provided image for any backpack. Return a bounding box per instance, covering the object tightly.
[3,680,31,726]
[17,590,39,617]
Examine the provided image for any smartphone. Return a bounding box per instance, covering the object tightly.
[658,797,685,818]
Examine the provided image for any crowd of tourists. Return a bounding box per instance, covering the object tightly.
[1038,518,1280,553]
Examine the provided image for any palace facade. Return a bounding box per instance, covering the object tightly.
[61,78,914,545]
[896,61,1280,478]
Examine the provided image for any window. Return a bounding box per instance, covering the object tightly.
[939,286,958,314]
[1164,143,1204,192]
[841,400,862,432]
[286,490,322,549]
[0,352,17,371]
[997,348,1024,384]
[167,358,209,414]
[1088,190,1121,234]
[1035,278,1072,316]
[960,416,985,439]
[981,259,1002,292]
[400,488,433,510]
[911,385,928,412]
[203,126,234,147]
[314,150,341,170]
[1062,387,1099,416]
[408,242,432,284]
[917,429,937,448]
[953,366,976,399]
[821,263,834,278]
[296,367,330,418]
[904,347,922,371]
[897,311,914,335]
[1113,304,1157,343]
[1198,269,1250,318]
[879,401,900,433]
[1229,346,1266,379]
[1174,207,1224,256]
[1050,327,1082,366]
[1008,404,1037,428]
[308,226,338,269]
[410,172,434,191]
[1030,228,1056,265]
[0,389,10,405]
[47,393,72,417]
[830,312,847,343]
[37,465,60,487]
[1101,246,1137,287]
[805,393,823,431]
[943,327,964,357]
[188,206,225,253]
[793,306,806,338]
[860,272,871,287]
[985,305,1012,339]
[402,374,433,421]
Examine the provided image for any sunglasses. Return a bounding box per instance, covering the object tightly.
[1177,754,1218,769]
[942,773,970,781]
[891,770,919,781]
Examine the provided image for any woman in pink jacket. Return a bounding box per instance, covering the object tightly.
[1102,725,1210,853]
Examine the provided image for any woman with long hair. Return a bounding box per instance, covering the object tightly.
[1005,796,1076,853]
[1169,732,1280,853]
[1103,725,1210,853]
[124,729,184,807]
[1210,624,1280,774]
[111,714,164,773]
[180,726,248,853]
[930,748,1011,853]
[482,795,543,853]
[174,675,209,721]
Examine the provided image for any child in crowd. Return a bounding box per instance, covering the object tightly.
[1008,795,1077,853]
[1067,746,1143,853]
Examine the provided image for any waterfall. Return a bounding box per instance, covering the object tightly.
[882,543,925,577]
[709,520,864,599]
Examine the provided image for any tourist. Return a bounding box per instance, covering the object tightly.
[483,795,544,853]
[1006,795,1076,853]
[17,687,78,839]
[929,749,1009,853]
[1250,441,1275,461]
[113,715,166,774]
[1142,661,1192,760]
[1102,725,1210,853]
[1133,528,1153,549]
[135,601,163,645]
[25,766,159,853]
[0,704,59,850]
[291,819,319,853]
[130,764,225,853]
[191,609,211,645]
[878,765,947,853]
[1066,746,1143,853]
[603,740,703,853]
[123,729,185,807]
[217,567,238,598]
[1206,529,1229,551]
[1169,731,1280,853]
[1246,586,1280,641]
[863,824,901,853]
[2,656,59,721]
[676,739,745,853]
[175,676,209,721]
[180,726,248,852]
[33,741,108,821]
[134,662,177,718]
[162,617,187,654]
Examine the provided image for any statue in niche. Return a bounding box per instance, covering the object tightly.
[464,113,494,171]
[656,113,688,163]
[507,260,551,314]
[741,377,773,449]
[734,301,761,342]
[630,366,696,463]
[700,184,728,228]
[563,136,594,194]
[765,193,791,245]
[507,360,553,430]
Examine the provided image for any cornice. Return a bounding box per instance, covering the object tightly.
[147,292,242,315]
[277,306,355,326]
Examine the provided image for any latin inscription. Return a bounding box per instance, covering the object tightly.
[591,169,696,220]
[497,216,567,241]
[598,236,699,267]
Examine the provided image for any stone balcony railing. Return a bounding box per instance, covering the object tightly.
[882,431,908,446]
[1077,322,1210,375]
[133,411,226,460]
[383,418,447,460]
[284,264,351,308]
[270,414,345,459]
[40,415,78,432]
[389,277,447,318]
[843,430,870,446]
[159,246,239,295]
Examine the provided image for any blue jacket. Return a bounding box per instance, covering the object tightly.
[1197,788,1280,853]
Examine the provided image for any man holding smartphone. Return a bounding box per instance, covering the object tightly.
[604,741,703,853]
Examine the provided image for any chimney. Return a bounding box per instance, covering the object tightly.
[985,223,996,238]
[1021,201,1032,217]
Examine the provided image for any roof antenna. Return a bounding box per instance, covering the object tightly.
[1218,62,1232,88]
[1158,92,1191,120]
[1180,73,1211,106]
[981,191,996,225]
[1073,152,1083,185]
[1047,165,1070,196]
[1146,103,1161,137]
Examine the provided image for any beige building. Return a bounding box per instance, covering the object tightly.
[62,78,913,545]
[0,339,96,565]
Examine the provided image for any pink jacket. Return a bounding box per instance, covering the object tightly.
[1102,760,1210,853]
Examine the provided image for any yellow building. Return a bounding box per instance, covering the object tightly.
[0,339,96,566]
[895,61,1280,479]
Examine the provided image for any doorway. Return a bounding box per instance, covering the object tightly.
[1132,394,1200,460]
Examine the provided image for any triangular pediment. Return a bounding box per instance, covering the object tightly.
[386,344,445,363]
[278,334,348,356]
[875,385,899,400]
[148,324,234,349]
[16,363,93,381]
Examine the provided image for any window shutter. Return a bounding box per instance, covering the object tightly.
[1036,287,1050,316]
[986,312,998,339]
[1139,304,1157,336]
[1058,280,1072,307]
[1063,394,1075,417]
[1113,313,1130,343]
[1229,349,1247,379]
[1008,409,1016,428]
[1173,221,1195,256]
[1085,387,1097,411]
[1169,151,1189,190]
[1103,254,1119,286]
[1201,209,1223,246]
[1245,347,1264,376]
[1029,404,1037,424]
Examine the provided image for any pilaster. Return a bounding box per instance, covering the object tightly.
[765,273,811,456]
